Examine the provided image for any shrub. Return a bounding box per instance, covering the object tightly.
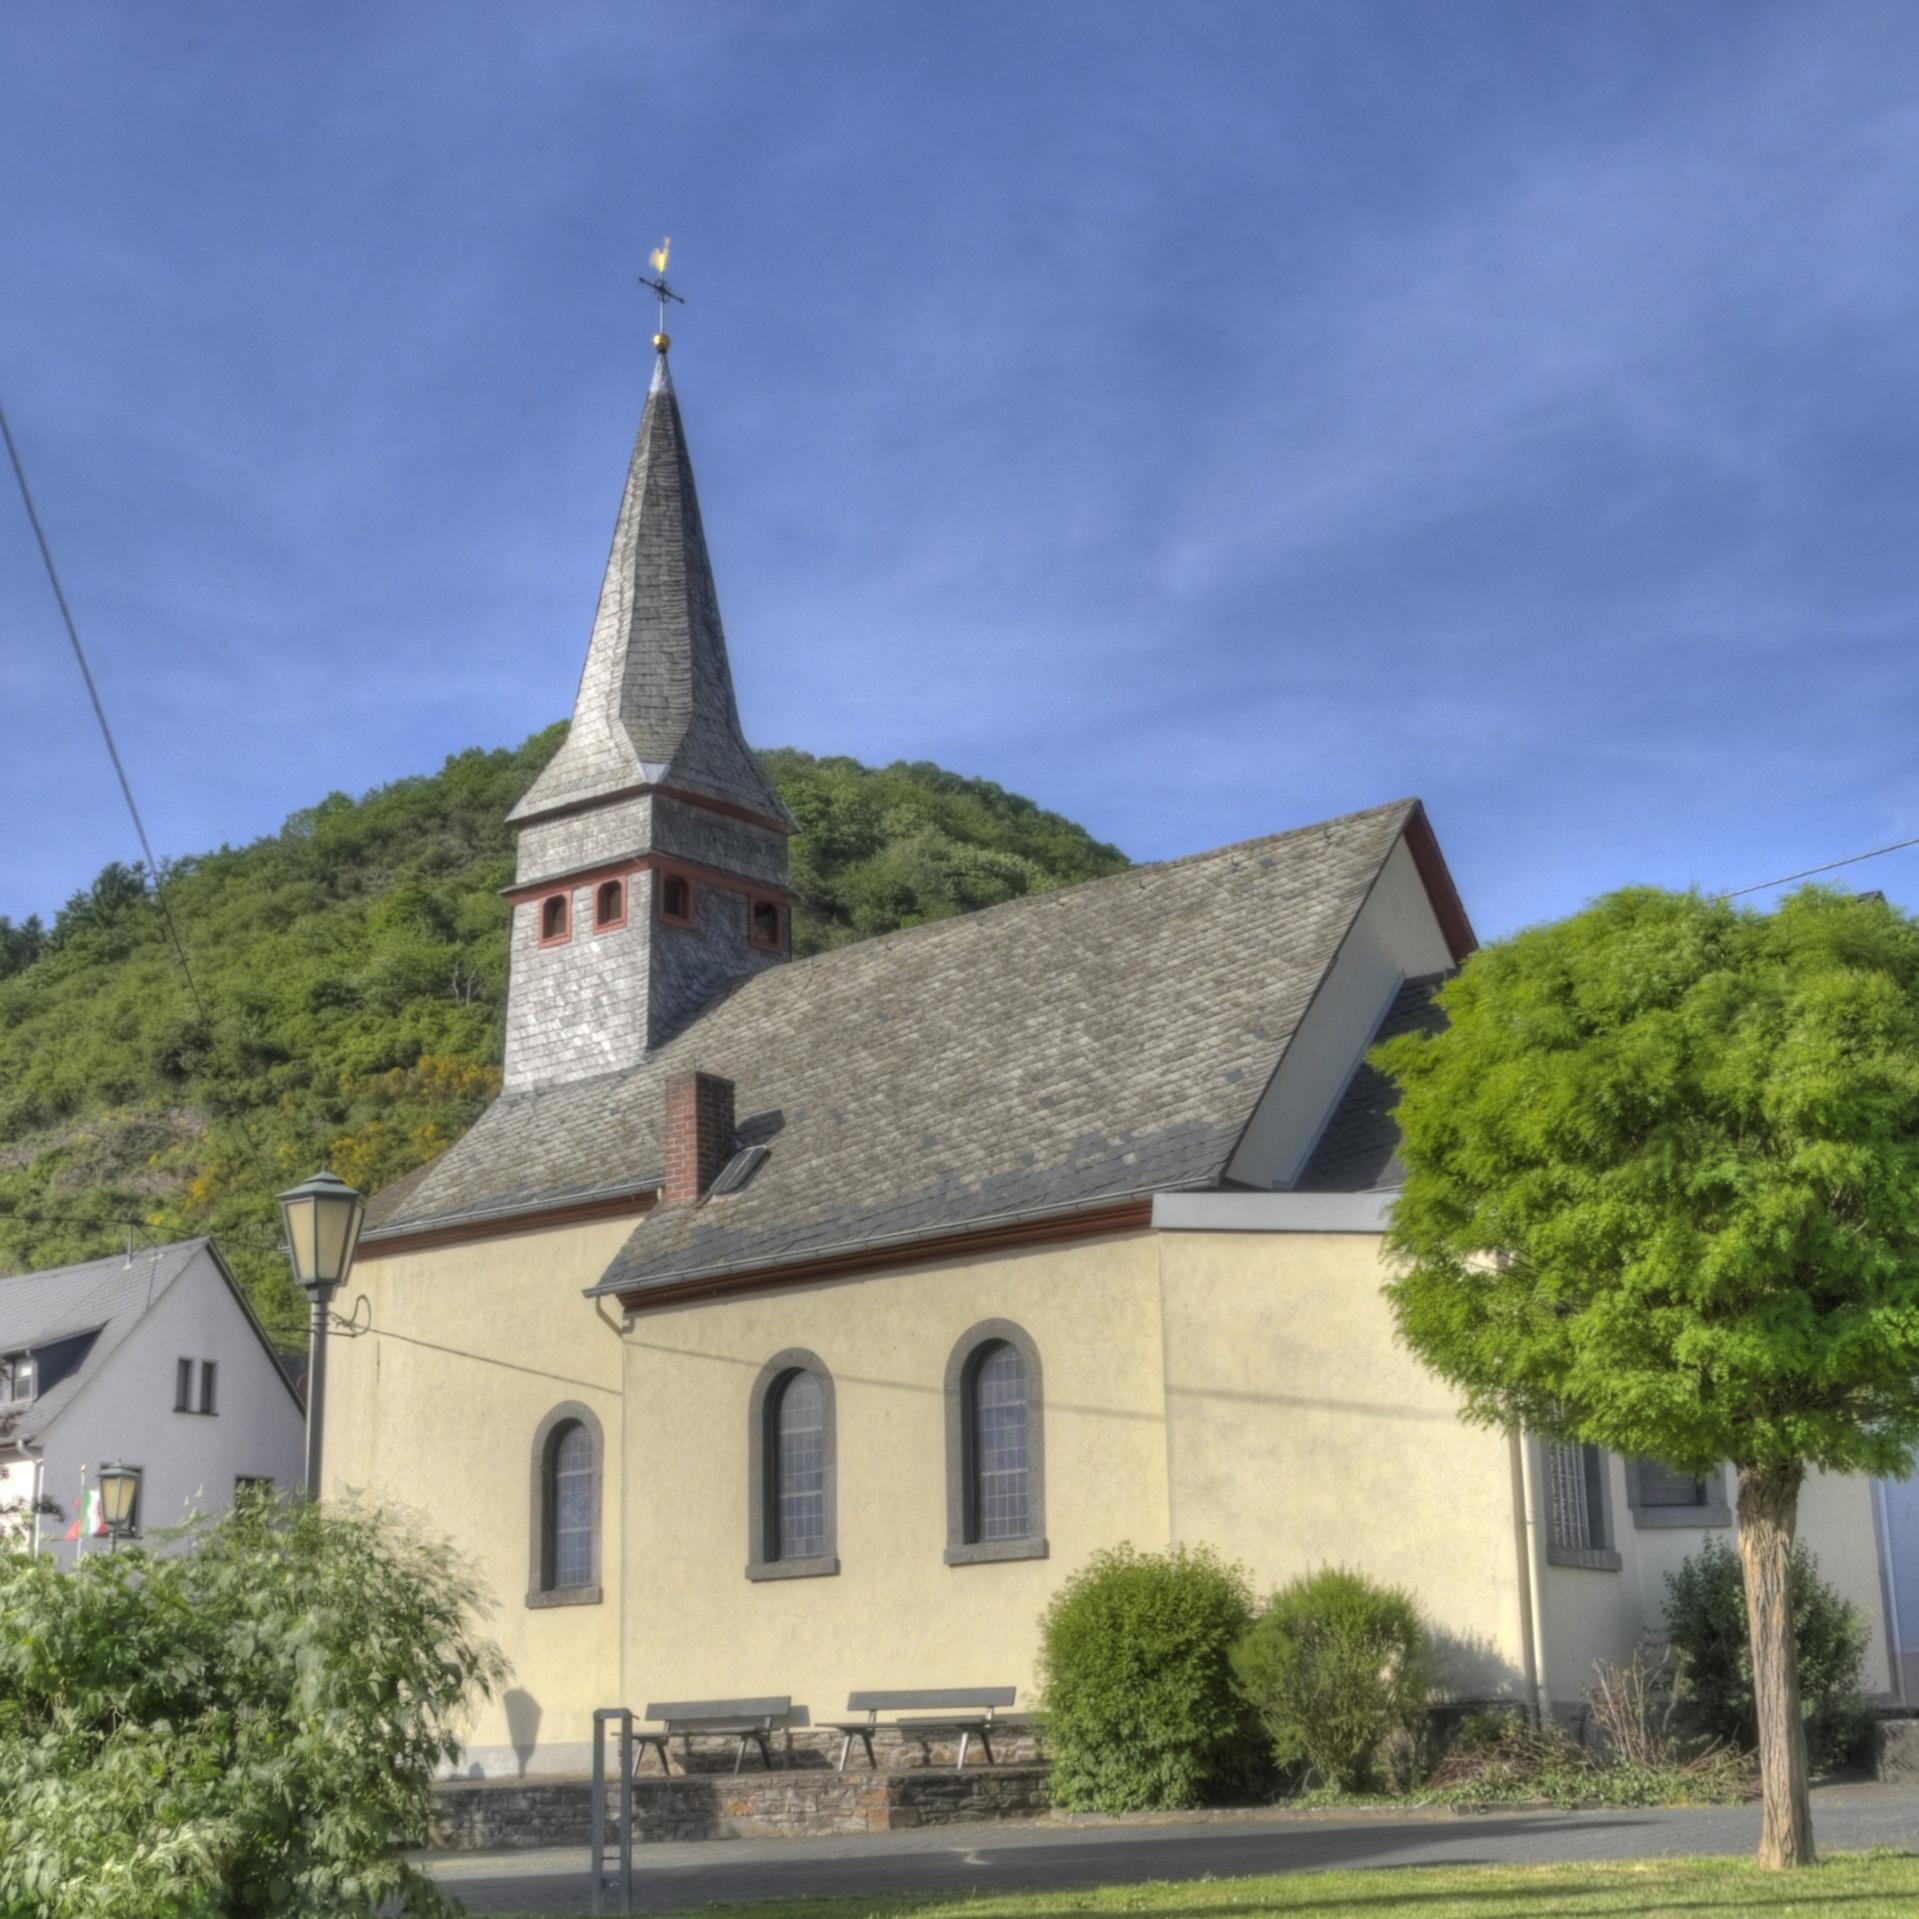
[1038,1543,1262,1811]
[1231,1567,1431,1791]
[0,1491,506,1917]
[1663,1536,1870,1772]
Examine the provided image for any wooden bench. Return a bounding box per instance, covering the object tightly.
[824,1687,1017,1773]
[633,1696,791,1775]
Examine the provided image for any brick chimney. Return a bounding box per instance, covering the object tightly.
[664,1071,736,1206]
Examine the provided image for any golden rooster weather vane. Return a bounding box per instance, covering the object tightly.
[638,238,683,354]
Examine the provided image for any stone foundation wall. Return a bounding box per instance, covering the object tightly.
[432,1760,1051,1852]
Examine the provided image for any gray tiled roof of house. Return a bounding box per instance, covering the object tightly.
[366,798,1424,1291]
[1295,974,1449,1194]
[507,355,792,830]
[0,1239,206,1445]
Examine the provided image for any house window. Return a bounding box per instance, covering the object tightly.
[746,1349,838,1580]
[1544,1440,1620,1570]
[944,1320,1048,1565]
[539,893,571,945]
[527,1402,603,1607]
[175,1358,216,1414]
[1627,1457,1730,1530]
[1,1352,35,1406]
[750,897,785,954]
[659,872,694,927]
[594,878,626,931]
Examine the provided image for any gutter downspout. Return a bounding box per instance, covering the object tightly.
[1516,1431,1552,1725]
[1873,1478,1908,1707]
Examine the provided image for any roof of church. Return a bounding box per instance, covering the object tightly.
[364,797,1435,1288]
[1295,974,1448,1194]
[507,355,791,829]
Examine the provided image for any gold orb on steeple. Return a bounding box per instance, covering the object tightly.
[653,332,672,354]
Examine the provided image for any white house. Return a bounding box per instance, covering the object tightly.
[0,1238,305,1555]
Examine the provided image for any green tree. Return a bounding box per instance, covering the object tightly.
[0,1492,505,1917]
[1375,885,1919,1868]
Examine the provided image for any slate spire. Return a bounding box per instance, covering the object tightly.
[509,353,790,828]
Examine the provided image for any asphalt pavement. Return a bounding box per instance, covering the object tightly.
[425,1780,1919,1915]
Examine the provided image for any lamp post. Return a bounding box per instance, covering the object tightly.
[277,1170,366,1499]
[96,1460,140,1549]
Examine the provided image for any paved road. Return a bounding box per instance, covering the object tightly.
[427,1782,1919,1914]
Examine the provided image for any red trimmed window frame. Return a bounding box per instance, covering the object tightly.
[538,891,572,947]
[749,895,787,955]
[657,868,696,929]
[592,876,628,933]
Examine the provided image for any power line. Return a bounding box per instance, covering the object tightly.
[1719,832,1919,902]
[1,400,213,1030]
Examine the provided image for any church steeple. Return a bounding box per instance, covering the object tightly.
[501,330,793,1092]
[508,353,790,831]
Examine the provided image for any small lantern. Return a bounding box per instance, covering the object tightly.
[277,1171,367,1300]
[96,1461,140,1538]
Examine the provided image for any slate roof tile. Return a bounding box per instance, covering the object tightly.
[367,798,1424,1291]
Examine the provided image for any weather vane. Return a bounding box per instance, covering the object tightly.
[638,238,683,355]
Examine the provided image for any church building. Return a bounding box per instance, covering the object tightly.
[326,336,1894,1777]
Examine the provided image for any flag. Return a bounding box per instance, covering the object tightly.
[64,1488,105,1541]
[649,239,670,274]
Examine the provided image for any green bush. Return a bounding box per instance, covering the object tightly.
[1663,1535,1870,1772]
[1038,1543,1263,1811]
[0,1492,506,1917]
[1231,1567,1432,1791]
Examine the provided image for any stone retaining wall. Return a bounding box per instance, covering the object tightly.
[432,1761,1052,1851]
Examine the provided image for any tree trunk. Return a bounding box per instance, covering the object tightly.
[1737,1460,1813,1868]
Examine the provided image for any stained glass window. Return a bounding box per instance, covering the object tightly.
[550,1420,594,1589]
[973,1342,1029,1541]
[775,1371,826,1561]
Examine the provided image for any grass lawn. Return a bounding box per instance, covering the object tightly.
[497,1852,1919,1919]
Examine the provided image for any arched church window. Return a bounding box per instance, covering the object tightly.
[746,1349,838,1580]
[944,1320,1047,1565]
[659,871,694,927]
[539,893,570,945]
[527,1402,603,1606]
[594,878,626,931]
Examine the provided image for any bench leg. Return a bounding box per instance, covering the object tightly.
[837,1733,852,1774]
[956,1730,970,1772]
[756,1734,773,1771]
[733,1735,746,1775]
[862,1731,876,1771]
[978,1728,996,1767]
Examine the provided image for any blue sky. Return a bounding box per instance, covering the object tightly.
[4,2,1916,939]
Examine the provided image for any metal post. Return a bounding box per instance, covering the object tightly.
[590,1713,607,1918]
[303,1283,336,1498]
[619,1711,634,1916]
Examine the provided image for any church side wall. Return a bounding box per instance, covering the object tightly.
[1154,1228,1532,1704]
[619,1230,1171,1721]
[322,1221,632,1778]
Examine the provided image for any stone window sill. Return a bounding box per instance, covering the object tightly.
[746,1555,840,1582]
[945,1536,1049,1567]
[1547,1545,1622,1573]
[526,1583,602,1609]
[1631,1505,1732,1531]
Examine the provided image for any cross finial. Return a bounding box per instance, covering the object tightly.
[638,237,684,355]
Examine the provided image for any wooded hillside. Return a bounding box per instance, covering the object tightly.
[0,730,1126,1339]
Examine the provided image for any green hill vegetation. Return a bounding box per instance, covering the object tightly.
[0,729,1127,1340]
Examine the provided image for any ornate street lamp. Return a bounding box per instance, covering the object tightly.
[277,1170,366,1499]
[96,1460,140,1546]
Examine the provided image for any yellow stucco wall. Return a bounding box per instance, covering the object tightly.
[321,1219,633,1775]
[1155,1228,1532,1701]
[620,1229,1171,1722]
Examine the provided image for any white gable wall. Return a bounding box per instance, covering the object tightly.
[36,1247,305,1561]
[1225,835,1455,1191]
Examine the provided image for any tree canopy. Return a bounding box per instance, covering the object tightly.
[1378,884,1919,1480]
[0,729,1125,1339]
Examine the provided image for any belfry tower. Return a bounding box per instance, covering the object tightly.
[501,328,794,1091]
